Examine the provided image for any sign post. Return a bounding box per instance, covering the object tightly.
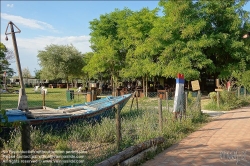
[173,73,185,120]
[191,80,201,112]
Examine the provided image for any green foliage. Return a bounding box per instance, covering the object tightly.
[198,0,250,78]
[86,8,133,80]
[55,141,71,151]
[22,67,32,79]
[205,90,250,110]
[208,92,217,102]
[37,44,84,88]
[232,59,250,90]
[84,0,250,83]
[0,42,14,77]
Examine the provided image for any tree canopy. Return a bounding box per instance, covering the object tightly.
[37,44,84,89]
[36,0,250,91]
[85,0,249,84]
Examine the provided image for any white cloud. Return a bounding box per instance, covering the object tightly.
[1,34,92,75]
[1,13,56,32]
[7,4,14,8]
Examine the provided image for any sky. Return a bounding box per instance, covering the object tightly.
[1,1,250,76]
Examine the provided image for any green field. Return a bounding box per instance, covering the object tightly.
[1,87,87,110]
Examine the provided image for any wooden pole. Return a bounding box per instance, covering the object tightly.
[92,89,94,101]
[217,91,220,108]
[42,90,45,107]
[21,122,31,165]
[115,104,121,151]
[130,91,136,111]
[244,87,246,98]
[185,91,188,111]
[136,90,138,111]
[166,92,169,112]
[238,87,240,98]
[198,90,201,112]
[158,98,163,132]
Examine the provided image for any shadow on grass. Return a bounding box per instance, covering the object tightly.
[121,108,144,121]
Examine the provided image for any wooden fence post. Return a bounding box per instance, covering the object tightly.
[115,104,121,151]
[238,87,240,98]
[217,91,220,108]
[244,87,246,98]
[91,89,94,101]
[158,98,163,132]
[42,90,45,107]
[21,122,31,165]
[166,92,169,112]
[198,90,201,112]
[136,90,138,111]
[184,91,188,118]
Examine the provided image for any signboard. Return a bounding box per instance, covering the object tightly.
[89,83,97,88]
[215,89,223,92]
[191,80,200,91]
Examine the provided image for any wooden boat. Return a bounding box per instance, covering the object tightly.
[1,94,132,126]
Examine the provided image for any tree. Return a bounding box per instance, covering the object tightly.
[85,8,133,94]
[22,67,32,78]
[198,0,250,79]
[144,0,215,81]
[118,8,159,96]
[0,42,15,77]
[22,67,32,85]
[34,69,41,80]
[37,44,84,89]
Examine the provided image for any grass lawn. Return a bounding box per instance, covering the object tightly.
[1,87,86,110]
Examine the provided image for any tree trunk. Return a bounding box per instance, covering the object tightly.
[66,78,69,90]
[142,76,145,96]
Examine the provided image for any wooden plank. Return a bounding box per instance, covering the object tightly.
[215,89,223,92]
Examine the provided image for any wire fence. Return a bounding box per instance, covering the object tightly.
[0,86,249,165]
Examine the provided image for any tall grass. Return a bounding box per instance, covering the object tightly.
[204,90,250,111]
[1,96,209,166]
